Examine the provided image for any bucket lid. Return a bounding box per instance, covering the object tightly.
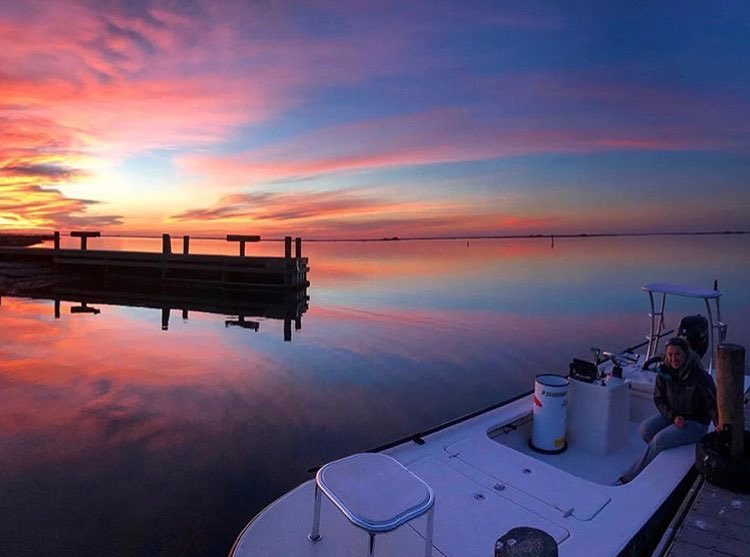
[535,374,569,387]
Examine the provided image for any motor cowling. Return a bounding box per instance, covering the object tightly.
[678,314,709,357]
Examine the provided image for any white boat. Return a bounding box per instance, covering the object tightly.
[229,282,745,557]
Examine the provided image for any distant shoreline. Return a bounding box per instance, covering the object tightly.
[0,233,54,247]
[2,229,747,245]
[73,229,750,243]
[294,230,750,243]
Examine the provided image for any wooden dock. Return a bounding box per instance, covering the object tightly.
[659,393,750,557]
[0,232,309,291]
[664,482,750,556]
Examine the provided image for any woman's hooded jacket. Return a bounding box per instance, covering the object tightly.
[654,350,718,425]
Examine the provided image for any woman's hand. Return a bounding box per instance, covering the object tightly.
[674,416,686,429]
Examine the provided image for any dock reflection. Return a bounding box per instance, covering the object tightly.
[2,281,308,341]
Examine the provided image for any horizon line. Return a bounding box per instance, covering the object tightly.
[1,229,748,243]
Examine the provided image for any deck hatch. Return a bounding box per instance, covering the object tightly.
[407,456,569,556]
[444,437,611,521]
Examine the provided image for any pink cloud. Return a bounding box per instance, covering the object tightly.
[0,1,316,230]
[166,188,559,239]
[177,98,738,194]
[2,2,746,237]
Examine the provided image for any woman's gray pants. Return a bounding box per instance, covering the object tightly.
[621,413,707,483]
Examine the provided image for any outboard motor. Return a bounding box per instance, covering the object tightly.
[678,314,709,357]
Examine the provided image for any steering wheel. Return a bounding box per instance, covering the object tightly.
[641,355,663,371]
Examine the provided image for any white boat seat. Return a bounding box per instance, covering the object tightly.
[309,453,435,556]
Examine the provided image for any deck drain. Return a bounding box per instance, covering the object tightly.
[522,468,532,474]
[473,492,486,501]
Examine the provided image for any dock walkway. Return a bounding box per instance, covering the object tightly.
[662,397,750,557]
[665,483,750,556]
[0,232,309,291]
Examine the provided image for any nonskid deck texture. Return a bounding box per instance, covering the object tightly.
[231,395,697,557]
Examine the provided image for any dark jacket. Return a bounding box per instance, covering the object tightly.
[654,354,718,425]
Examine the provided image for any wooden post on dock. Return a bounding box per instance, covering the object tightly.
[284,236,292,259]
[53,231,60,250]
[71,230,100,250]
[716,343,746,460]
[162,234,172,254]
[295,237,302,259]
[226,235,260,257]
[161,308,170,331]
[183,236,190,255]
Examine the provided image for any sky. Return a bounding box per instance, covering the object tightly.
[1,0,748,239]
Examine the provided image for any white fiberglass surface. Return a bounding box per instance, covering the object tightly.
[488,386,656,486]
[489,417,644,486]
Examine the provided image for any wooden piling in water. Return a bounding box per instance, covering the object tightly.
[162,234,172,254]
[716,343,746,460]
[183,236,190,255]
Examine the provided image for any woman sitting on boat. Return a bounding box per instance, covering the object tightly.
[619,336,718,484]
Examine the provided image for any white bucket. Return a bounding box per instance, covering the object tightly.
[530,374,569,454]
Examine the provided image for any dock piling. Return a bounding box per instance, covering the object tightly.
[226,234,261,257]
[54,231,60,251]
[162,234,172,255]
[284,236,292,260]
[716,343,746,459]
[70,230,101,250]
[183,236,190,255]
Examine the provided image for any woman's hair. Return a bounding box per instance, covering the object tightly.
[665,336,691,353]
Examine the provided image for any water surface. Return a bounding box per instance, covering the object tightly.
[0,235,748,556]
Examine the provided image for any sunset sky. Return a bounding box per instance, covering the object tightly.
[1,1,748,239]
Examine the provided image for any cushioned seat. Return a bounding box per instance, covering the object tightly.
[309,453,435,556]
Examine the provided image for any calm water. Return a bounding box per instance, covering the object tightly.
[1,235,748,556]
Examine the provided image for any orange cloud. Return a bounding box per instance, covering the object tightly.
[0,116,122,229]
[3,2,746,237]
[166,187,561,239]
[0,2,306,232]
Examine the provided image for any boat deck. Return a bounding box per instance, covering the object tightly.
[489,416,644,485]
[231,392,698,557]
